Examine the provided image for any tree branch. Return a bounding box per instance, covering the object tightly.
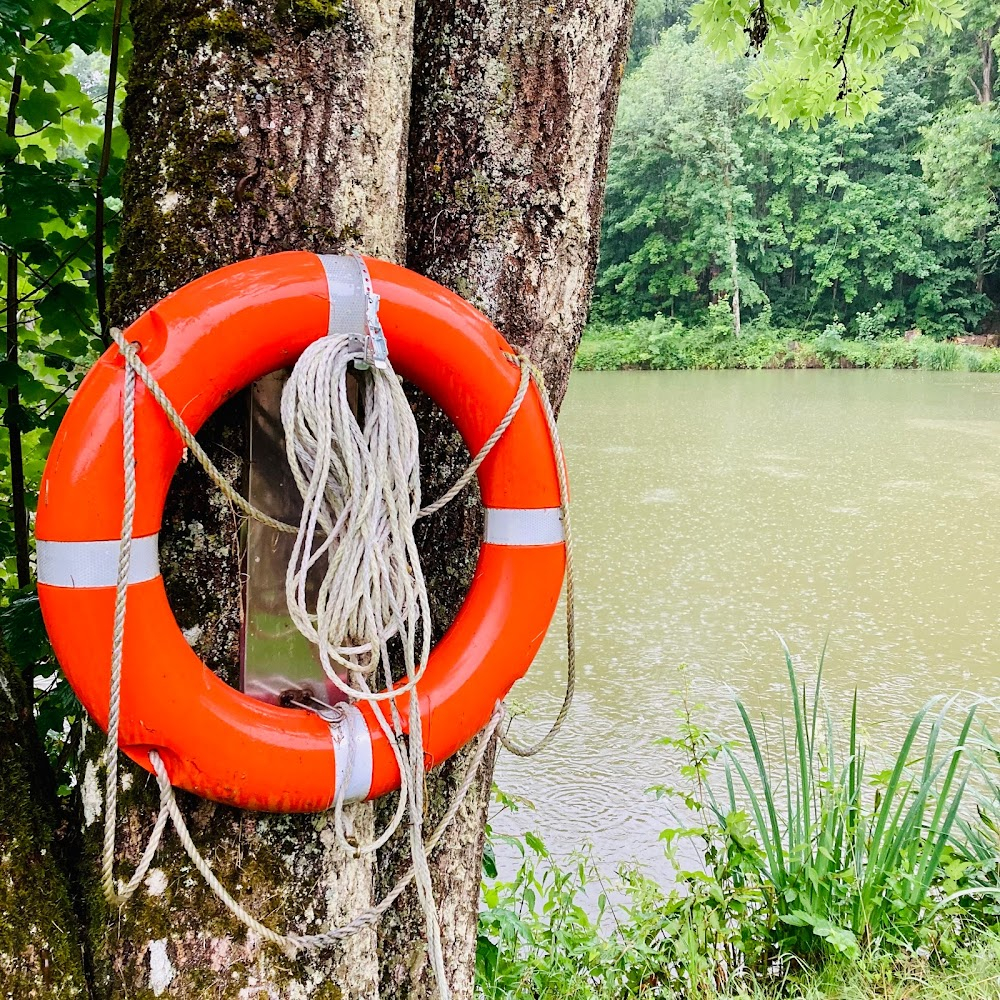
[16,106,81,137]
[744,0,770,53]
[4,64,30,589]
[833,6,856,101]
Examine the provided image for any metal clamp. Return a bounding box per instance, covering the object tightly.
[318,253,390,371]
[352,253,388,371]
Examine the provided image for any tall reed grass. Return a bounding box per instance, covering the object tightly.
[705,647,978,960]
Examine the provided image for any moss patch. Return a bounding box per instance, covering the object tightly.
[179,10,274,56]
[0,648,90,997]
[279,0,344,33]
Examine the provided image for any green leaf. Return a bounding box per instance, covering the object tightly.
[0,591,53,672]
[482,840,497,879]
[524,832,549,857]
[16,86,62,129]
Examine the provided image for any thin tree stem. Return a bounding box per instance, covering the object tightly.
[5,67,29,588]
[95,0,125,346]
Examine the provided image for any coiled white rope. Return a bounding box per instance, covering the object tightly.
[99,323,574,995]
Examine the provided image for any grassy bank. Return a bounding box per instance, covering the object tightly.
[477,656,1000,998]
[576,316,1000,373]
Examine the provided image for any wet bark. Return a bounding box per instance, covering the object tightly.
[88,2,414,997]
[5,0,634,997]
[0,639,91,998]
[405,0,632,400]
[377,3,634,998]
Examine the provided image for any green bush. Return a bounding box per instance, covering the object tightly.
[968,349,1000,373]
[918,341,964,371]
[811,325,847,367]
[871,338,920,369]
[853,303,900,341]
[644,315,690,369]
[575,336,651,371]
[575,322,1000,374]
[704,651,978,964]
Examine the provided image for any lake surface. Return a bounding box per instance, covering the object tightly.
[493,370,1000,881]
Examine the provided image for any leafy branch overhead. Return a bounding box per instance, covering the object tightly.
[691,0,967,125]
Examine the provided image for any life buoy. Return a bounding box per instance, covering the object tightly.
[34,252,566,812]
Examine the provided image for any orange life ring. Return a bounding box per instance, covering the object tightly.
[35,252,566,812]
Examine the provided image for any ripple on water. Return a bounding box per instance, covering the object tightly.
[642,487,681,504]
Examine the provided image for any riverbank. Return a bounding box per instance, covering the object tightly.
[479,863,1000,999]
[576,318,1000,372]
[479,659,1000,999]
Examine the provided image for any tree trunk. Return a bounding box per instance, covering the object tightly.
[978,224,987,295]
[6,0,634,996]
[979,30,995,106]
[729,232,742,339]
[377,5,634,999]
[0,638,91,998]
[87,3,414,997]
[717,138,740,339]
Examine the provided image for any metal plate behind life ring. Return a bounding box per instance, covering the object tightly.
[241,370,354,708]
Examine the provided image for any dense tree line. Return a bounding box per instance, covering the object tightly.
[596,3,1000,339]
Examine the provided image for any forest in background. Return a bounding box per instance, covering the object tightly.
[593,0,1000,343]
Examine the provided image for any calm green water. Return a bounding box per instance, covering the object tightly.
[494,370,1000,878]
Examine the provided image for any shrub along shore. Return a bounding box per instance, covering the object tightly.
[576,315,1000,373]
[477,657,1000,999]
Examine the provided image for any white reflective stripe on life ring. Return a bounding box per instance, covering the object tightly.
[328,703,375,803]
[36,535,161,588]
[483,507,564,547]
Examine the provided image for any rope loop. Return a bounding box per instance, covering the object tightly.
[98,326,575,998]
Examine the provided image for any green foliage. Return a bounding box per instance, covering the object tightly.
[707,648,978,962]
[573,320,1000,372]
[575,323,655,371]
[690,0,965,126]
[918,340,964,370]
[0,2,123,801]
[0,1,127,593]
[597,28,995,340]
[967,348,1000,372]
[920,104,1000,297]
[0,588,82,790]
[477,835,622,999]
[628,0,691,67]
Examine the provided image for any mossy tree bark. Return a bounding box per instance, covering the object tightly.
[86,3,414,998]
[0,638,91,998]
[377,4,634,999]
[3,0,633,997]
